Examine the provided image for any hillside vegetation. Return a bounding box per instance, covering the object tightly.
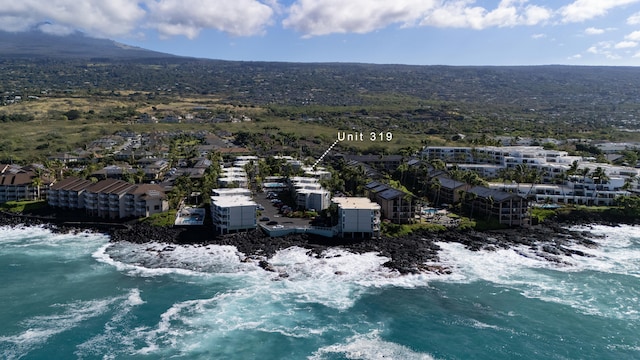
[1,34,640,161]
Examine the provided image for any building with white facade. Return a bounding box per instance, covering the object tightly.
[218,166,248,188]
[332,197,381,238]
[210,195,257,235]
[302,166,332,180]
[295,188,331,212]
[211,188,252,197]
[423,145,640,204]
[289,176,331,211]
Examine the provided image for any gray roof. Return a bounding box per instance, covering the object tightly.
[468,186,522,202]
[435,176,466,190]
[378,188,406,200]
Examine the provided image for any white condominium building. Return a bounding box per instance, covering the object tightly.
[210,195,257,235]
[332,197,381,239]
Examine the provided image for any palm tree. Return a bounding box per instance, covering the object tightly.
[590,166,609,205]
[429,177,442,206]
[514,164,528,197]
[467,191,478,219]
[567,160,580,177]
[622,175,637,192]
[31,176,43,200]
[430,159,446,171]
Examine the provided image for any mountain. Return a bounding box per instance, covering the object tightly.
[0,30,179,60]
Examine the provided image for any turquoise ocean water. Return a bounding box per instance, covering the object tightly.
[1,224,639,359]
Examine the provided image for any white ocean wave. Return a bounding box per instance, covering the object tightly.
[93,242,265,278]
[310,330,437,360]
[0,296,116,360]
[435,224,640,320]
[74,289,146,359]
[0,225,109,261]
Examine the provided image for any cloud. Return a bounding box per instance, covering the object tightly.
[559,0,640,23]
[0,0,274,39]
[283,0,439,37]
[615,41,638,49]
[33,22,76,36]
[629,11,640,25]
[414,0,552,30]
[283,0,552,36]
[584,27,605,35]
[146,0,274,38]
[531,33,546,39]
[0,1,146,37]
[626,30,640,41]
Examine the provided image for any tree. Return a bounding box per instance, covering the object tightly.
[63,109,82,120]
[429,177,442,206]
[590,166,609,205]
[622,176,637,191]
[31,176,43,200]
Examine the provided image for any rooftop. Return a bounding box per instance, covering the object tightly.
[332,197,380,210]
[211,195,256,207]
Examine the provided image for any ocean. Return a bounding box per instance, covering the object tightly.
[1,224,638,359]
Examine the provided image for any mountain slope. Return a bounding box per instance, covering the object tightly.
[0,30,178,60]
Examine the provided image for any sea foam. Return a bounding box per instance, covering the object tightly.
[310,330,437,360]
[435,224,640,320]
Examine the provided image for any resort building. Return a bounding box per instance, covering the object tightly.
[332,197,381,238]
[48,177,93,209]
[84,179,137,218]
[48,177,168,219]
[0,166,52,203]
[218,166,248,188]
[126,184,169,218]
[463,186,530,227]
[302,166,332,180]
[211,188,252,197]
[430,176,469,207]
[423,145,640,203]
[295,188,331,212]
[365,181,418,224]
[289,177,331,211]
[210,195,257,235]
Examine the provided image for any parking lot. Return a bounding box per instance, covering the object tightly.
[254,191,313,230]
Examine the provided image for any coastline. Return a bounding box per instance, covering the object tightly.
[0,209,631,274]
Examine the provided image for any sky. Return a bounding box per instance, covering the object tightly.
[2,0,640,66]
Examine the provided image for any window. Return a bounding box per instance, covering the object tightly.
[154,205,160,210]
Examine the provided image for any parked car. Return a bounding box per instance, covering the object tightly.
[259,217,270,222]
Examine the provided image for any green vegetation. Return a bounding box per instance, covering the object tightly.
[0,200,47,213]
[139,210,177,227]
[382,222,447,237]
[530,208,558,224]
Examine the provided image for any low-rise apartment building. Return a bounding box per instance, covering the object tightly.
[464,186,530,226]
[423,145,640,202]
[365,181,417,224]
[210,195,257,235]
[332,197,381,238]
[48,177,168,219]
[0,167,52,203]
[290,177,331,211]
[48,177,94,209]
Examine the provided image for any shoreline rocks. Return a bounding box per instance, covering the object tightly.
[0,209,620,274]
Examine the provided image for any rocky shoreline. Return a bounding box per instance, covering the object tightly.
[0,209,629,274]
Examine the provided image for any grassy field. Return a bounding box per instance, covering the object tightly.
[1,94,431,162]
